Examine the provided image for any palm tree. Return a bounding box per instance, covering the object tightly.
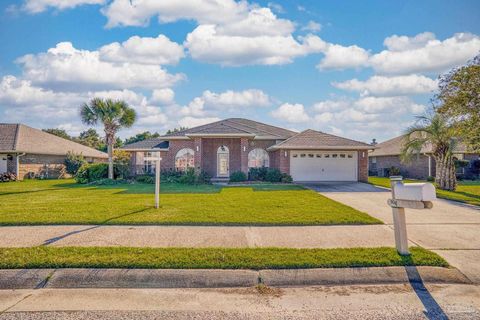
[80,98,136,179]
[401,113,457,191]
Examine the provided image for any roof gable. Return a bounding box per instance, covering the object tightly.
[269,129,372,150]
[121,139,169,150]
[162,118,296,139]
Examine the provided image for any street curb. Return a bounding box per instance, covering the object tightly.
[0,266,471,289]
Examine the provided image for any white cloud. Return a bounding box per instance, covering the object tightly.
[150,88,175,105]
[180,97,207,117]
[271,103,310,123]
[99,34,184,65]
[312,100,350,113]
[354,96,426,114]
[317,43,370,70]
[22,0,105,13]
[333,74,437,96]
[383,32,436,51]
[16,42,184,91]
[370,32,480,74]
[178,116,221,128]
[216,8,294,37]
[201,89,271,109]
[267,2,284,14]
[302,21,322,33]
[184,25,324,66]
[102,0,249,28]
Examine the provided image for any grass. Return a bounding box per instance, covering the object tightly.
[0,179,380,226]
[368,177,480,206]
[0,247,448,269]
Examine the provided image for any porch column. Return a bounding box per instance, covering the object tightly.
[194,137,203,173]
[240,138,249,174]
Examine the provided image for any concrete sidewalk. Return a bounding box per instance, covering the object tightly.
[0,225,397,248]
[317,185,480,284]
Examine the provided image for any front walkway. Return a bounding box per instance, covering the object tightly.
[315,182,480,283]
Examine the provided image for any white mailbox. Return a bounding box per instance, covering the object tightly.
[392,182,436,202]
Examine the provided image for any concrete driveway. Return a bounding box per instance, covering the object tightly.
[311,181,480,283]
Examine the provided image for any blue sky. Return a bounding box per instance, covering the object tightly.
[1,0,479,141]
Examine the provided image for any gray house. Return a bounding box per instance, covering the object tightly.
[369,135,480,179]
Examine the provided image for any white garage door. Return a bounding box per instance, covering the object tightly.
[290,151,357,182]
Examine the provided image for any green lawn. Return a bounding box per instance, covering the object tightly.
[0,179,380,226]
[0,247,448,269]
[369,177,480,206]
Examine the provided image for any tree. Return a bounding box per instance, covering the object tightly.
[42,128,72,140]
[124,131,160,145]
[166,127,188,135]
[401,114,457,191]
[80,98,136,179]
[436,54,480,152]
[77,128,105,150]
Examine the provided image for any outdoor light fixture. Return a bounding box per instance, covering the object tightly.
[196,146,199,152]
[243,146,246,152]
[285,151,287,157]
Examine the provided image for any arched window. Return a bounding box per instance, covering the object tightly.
[175,148,195,171]
[248,148,269,168]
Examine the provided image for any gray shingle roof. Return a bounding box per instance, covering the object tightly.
[370,134,469,156]
[268,129,373,150]
[0,123,107,158]
[162,118,297,139]
[121,139,169,151]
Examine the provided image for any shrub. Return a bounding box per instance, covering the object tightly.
[388,166,401,176]
[75,163,108,184]
[161,169,183,183]
[427,176,435,182]
[230,171,247,182]
[136,175,155,184]
[248,167,268,181]
[113,150,131,179]
[281,173,293,183]
[196,170,212,184]
[265,168,283,183]
[0,172,16,182]
[65,152,86,175]
[178,168,197,184]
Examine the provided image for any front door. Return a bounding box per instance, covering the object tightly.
[217,152,229,177]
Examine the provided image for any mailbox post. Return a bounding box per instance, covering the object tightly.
[388,176,436,255]
[144,153,162,209]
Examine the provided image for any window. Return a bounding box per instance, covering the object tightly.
[332,154,338,158]
[340,154,346,158]
[316,154,321,158]
[292,154,298,158]
[371,156,376,163]
[325,154,330,158]
[308,154,314,158]
[300,154,306,158]
[143,151,160,174]
[348,154,353,159]
[175,148,195,171]
[248,148,269,168]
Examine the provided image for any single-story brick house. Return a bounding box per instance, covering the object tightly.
[121,118,373,182]
[369,135,480,179]
[0,123,107,180]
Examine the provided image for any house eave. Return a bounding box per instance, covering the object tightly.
[185,133,256,138]
[122,148,169,152]
[267,145,374,151]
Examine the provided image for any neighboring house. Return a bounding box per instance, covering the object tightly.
[121,118,373,182]
[0,123,107,180]
[369,135,480,179]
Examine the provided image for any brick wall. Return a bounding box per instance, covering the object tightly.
[370,154,433,179]
[271,149,290,174]
[160,140,195,171]
[357,150,368,182]
[201,138,242,177]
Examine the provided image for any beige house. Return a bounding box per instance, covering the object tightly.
[0,123,107,180]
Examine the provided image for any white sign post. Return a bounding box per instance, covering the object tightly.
[144,155,162,209]
[388,176,436,255]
